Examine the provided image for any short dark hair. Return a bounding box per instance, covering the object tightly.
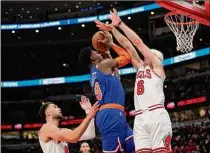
[39,102,53,120]
[78,46,92,66]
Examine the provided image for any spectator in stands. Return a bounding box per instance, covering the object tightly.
[80,142,91,153]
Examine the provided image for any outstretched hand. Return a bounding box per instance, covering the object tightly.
[87,102,100,119]
[95,20,114,31]
[79,96,99,118]
[95,8,121,30]
[109,8,121,27]
[79,95,92,114]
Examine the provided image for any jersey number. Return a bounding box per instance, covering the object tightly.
[94,82,102,100]
[137,80,144,95]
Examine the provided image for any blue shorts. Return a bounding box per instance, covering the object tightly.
[96,109,135,153]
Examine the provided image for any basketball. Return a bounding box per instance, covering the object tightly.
[92,31,110,53]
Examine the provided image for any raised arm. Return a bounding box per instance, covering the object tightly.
[109,9,163,69]
[95,22,142,69]
[111,27,143,69]
[101,33,120,77]
[97,32,131,70]
[45,102,99,143]
[79,96,96,141]
[103,49,120,77]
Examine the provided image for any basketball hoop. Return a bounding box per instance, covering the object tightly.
[165,11,199,53]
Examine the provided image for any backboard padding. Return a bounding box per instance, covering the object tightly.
[155,0,210,26]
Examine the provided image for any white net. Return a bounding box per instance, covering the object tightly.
[165,12,199,53]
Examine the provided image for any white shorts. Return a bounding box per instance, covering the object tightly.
[133,108,172,153]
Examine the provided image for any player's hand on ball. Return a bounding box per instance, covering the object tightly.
[103,31,113,41]
[79,95,92,114]
[99,31,113,46]
[109,8,121,27]
[87,102,100,119]
[104,50,111,56]
[95,20,114,31]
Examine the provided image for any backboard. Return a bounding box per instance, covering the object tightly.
[155,0,210,26]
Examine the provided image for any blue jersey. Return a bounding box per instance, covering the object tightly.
[90,65,125,106]
[90,65,135,153]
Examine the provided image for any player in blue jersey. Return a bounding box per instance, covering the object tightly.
[78,31,135,153]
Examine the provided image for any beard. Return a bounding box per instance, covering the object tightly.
[53,114,63,120]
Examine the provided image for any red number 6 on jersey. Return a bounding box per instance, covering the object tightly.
[94,82,102,100]
[137,80,144,95]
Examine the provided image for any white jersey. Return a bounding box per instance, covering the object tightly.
[39,138,69,153]
[134,65,165,111]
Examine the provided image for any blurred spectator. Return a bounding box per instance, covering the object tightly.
[170,106,210,123]
[1,121,209,153]
[80,142,91,153]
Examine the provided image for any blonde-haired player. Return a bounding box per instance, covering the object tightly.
[95,8,172,153]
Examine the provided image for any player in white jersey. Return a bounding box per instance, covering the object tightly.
[38,95,99,153]
[95,8,172,153]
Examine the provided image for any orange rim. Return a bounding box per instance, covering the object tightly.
[164,11,199,25]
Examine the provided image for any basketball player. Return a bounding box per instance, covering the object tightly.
[80,142,91,153]
[95,9,173,153]
[38,95,99,153]
[78,32,135,153]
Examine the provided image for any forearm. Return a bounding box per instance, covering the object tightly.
[111,27,131,49]
[109,42,130,58]
[108,43,131,68]
[71,116,93,142]
[110,27,142,69]
[105,51,120,76]
[111,27,140,58]
[118,22,152,62]
[104,50,120,75]
[79,119,95,141]
[118,22,144,47]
